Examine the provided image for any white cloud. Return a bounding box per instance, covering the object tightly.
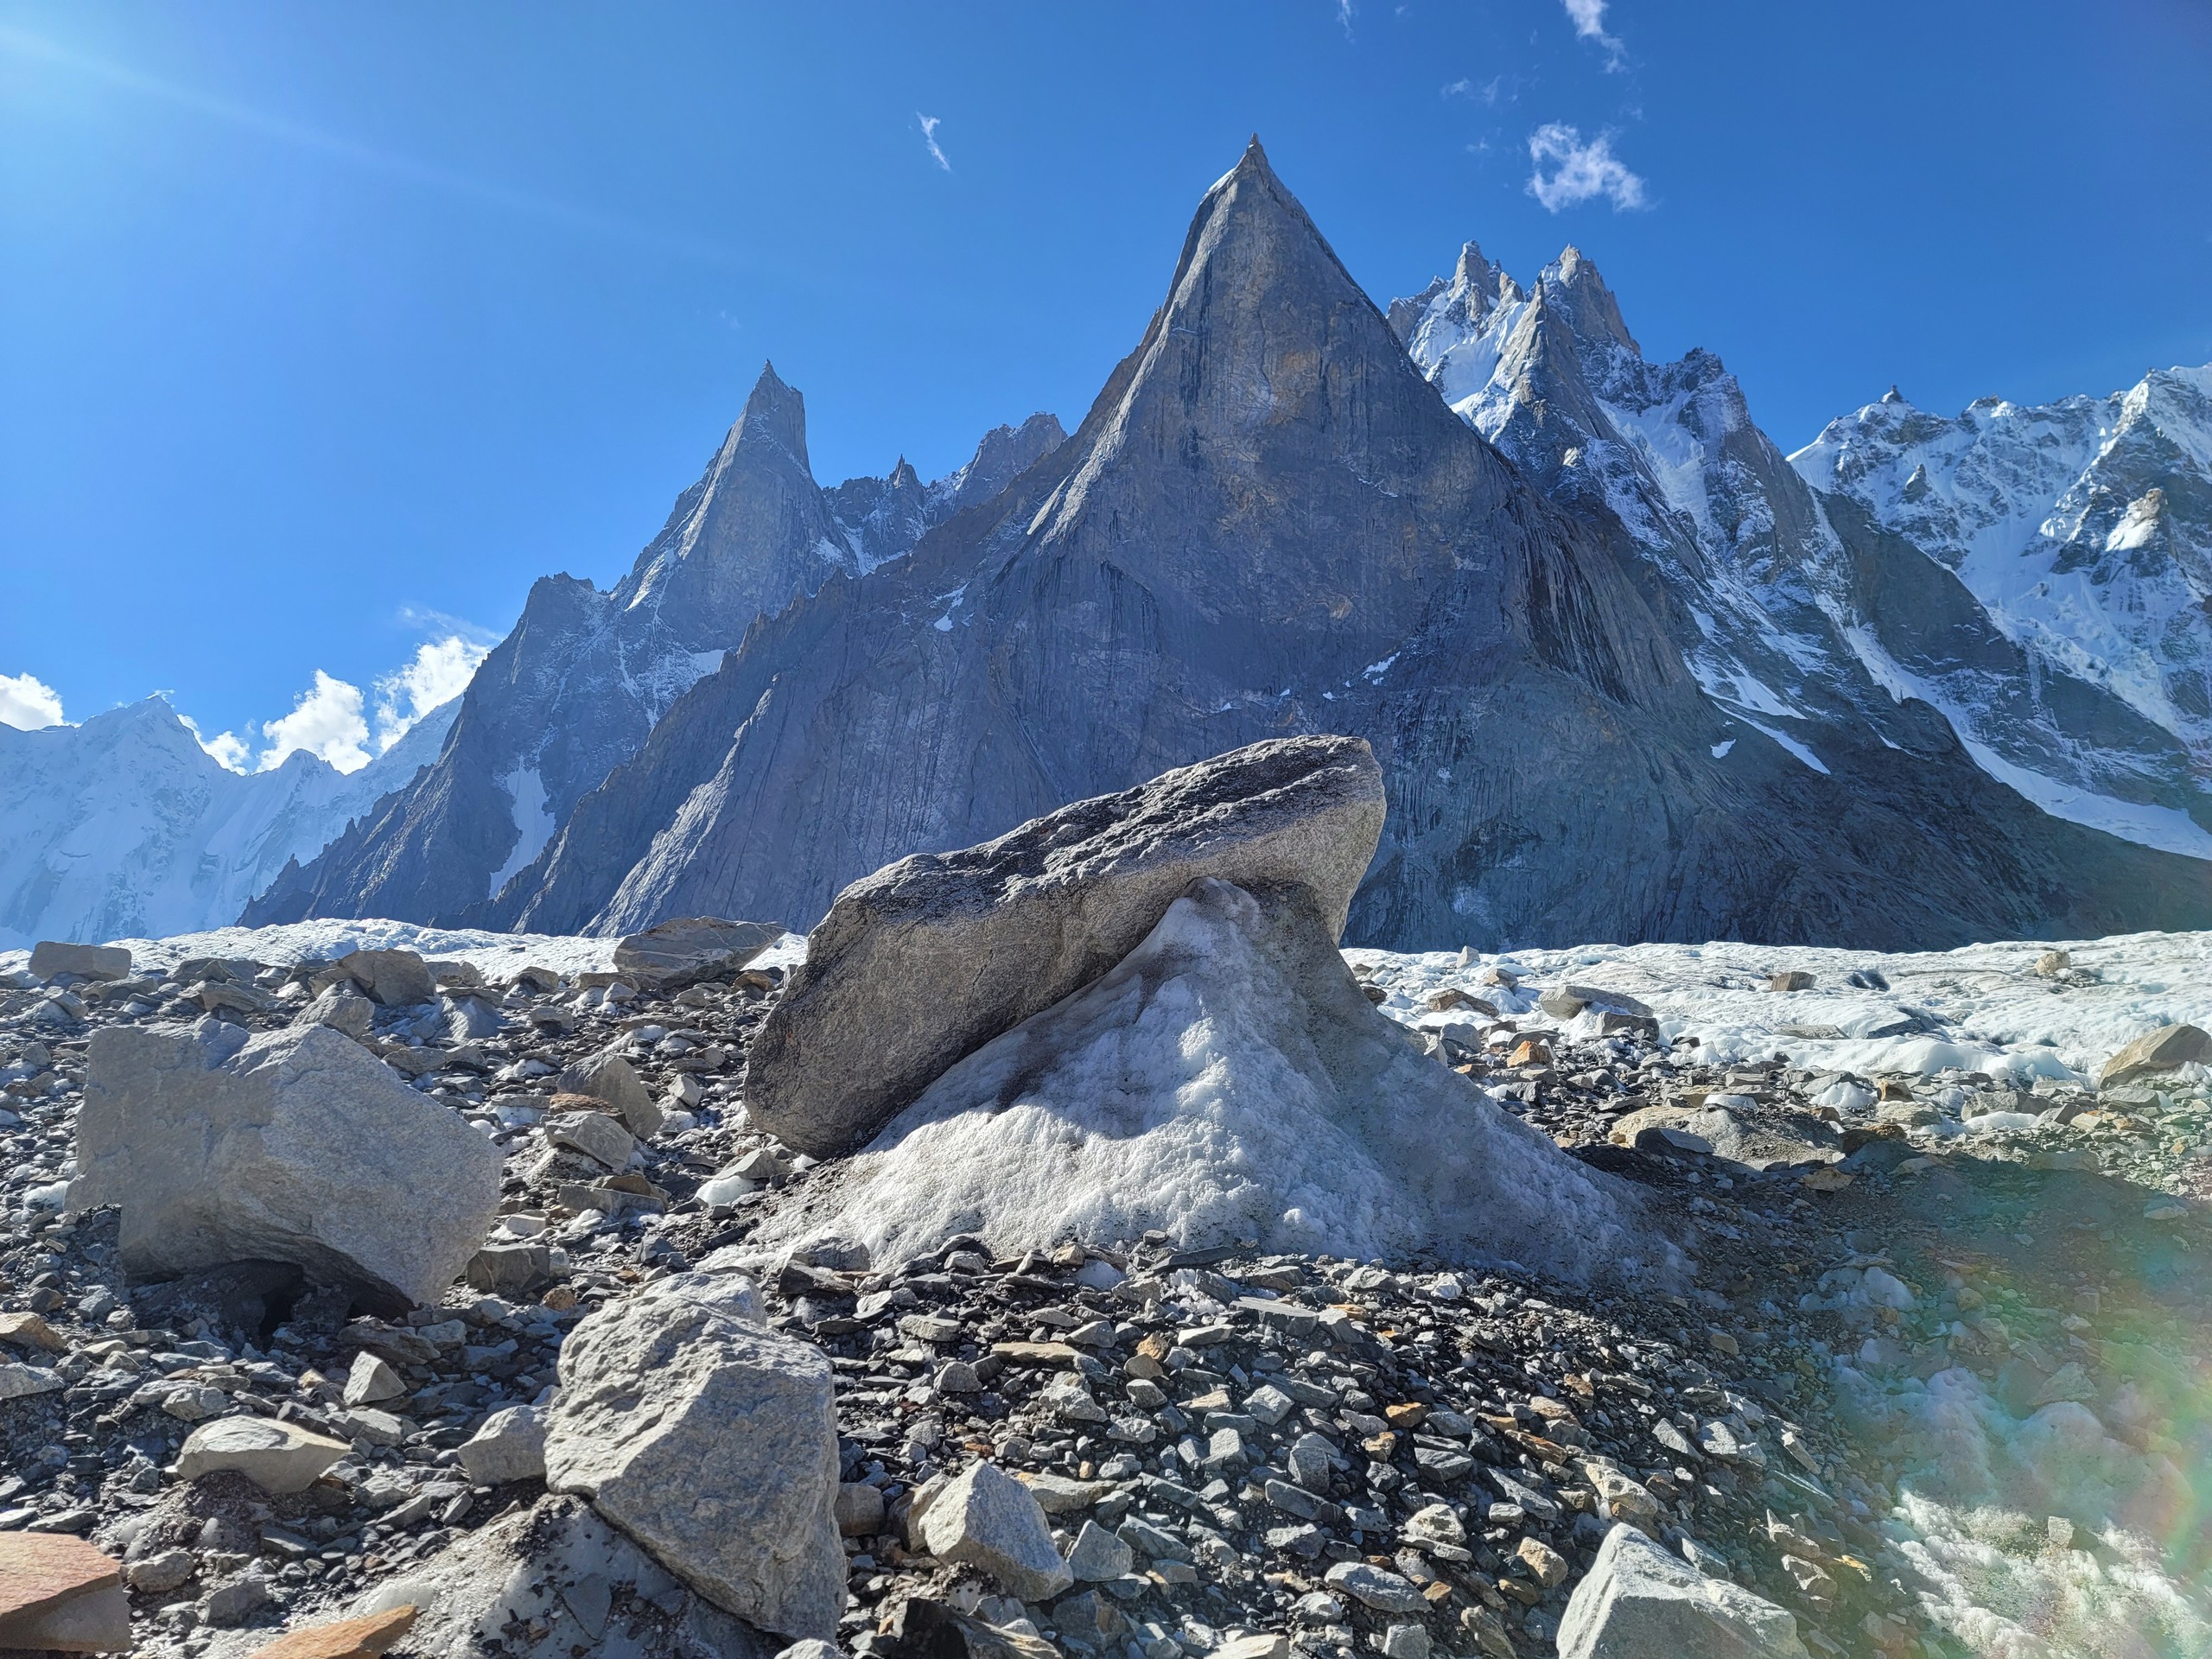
[1526,123,1648,212]
[1560,0,1625,67]
[1336,0,1355,37]
[372,634,488,751]
[0,671,64,730]
[917,113,950,171]
[177,712,251,772]
[258,670,372,772]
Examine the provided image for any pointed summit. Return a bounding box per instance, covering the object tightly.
[729,359,811,471]
[1542,248,1638,358]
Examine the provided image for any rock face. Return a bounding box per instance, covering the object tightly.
[244,383,1064,931]
[760,879,1674,1284]
[1556,1523,1808,1658]
[612,917,785,988]
[28,941,130,982]
[1395,241,2212,861]
[746,736,1385,1156]
[542,1272,843,1641]
[73,1020,503,1310]
[488,139,2212,956]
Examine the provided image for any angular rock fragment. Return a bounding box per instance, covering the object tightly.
[178,1417,351,1495]
[293,983,374,1042]
[543,1272,842,1640]
[911,1461,1072,1600]
[747,734,1386,1155]
[556,1049,660,1137]
[613,917,786,988]
[338,949,435,1007]
[75,1020,503,1309]
[28,940,130,982]
[457,1406,545,1485]
[2099,1023,2210,1089]
[761,880,1671,1282]
[1557,1523,1808,1658]
[243,1605,417,1658]
[0,1534,128,1656]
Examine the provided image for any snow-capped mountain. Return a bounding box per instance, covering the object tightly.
[245,372,1063,927]
[476,142,2208,952]
[1389,245,2212,858]
[0,696,454,950]
[1793,368,2212,790]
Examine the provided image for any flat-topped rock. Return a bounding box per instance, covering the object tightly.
[612,917,785,988]
[28,940,130,982]
[747,735,1385,1156]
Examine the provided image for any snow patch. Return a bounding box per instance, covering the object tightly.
[488,766,557,899]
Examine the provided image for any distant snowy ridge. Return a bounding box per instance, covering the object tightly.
[1390,246,2212,859]
[0,695,454,950]
[1793,368,2212,776]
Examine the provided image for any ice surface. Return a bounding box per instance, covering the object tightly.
[1349,929,2212,1086]
[0,919,629,980]
[760,880,1671,1282]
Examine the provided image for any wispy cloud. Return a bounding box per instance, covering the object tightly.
[1526,123,1648,212]
[1560,0,1626,68]
[1444,73,1512,106]
[0,24,748,267]
[0,671,64,731]
[917,112,950,171]
[1336,0,1356,38]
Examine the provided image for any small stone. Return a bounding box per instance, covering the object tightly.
[1377,1622,1430,1659]
[1402,1503,1465,1549]
[1516,1536,1569,1589]
[178,1418,351,1495]
[915,1461,1072,1600]
[1016,1472,1115,1516]
[0,1312,64,1353]
[456,1406,545,1484]
[343,1351,405,1408]
[1214,1637,1289,1659]
[1323,1562,1426,1615]
[125,1548,198,1594]
[1066,1519,1135,1582]
[836,1483,887,1537]
[1768,971,1815,993]
[549,1109,636,1171]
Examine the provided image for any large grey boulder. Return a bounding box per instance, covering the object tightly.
[543,1272,842,1642]
[746,735,1385,1156]
[73,1020,503,1310]
[29,941,130,982]
[758,879,1674,1284]
[612,917,786,988]
[2099,1023,2210,1089]
[1557,1523,1808,1659]
[339,948,435,1007]
[293,982,374,1042]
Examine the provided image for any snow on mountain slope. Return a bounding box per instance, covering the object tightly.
[1391,245,2212,858]
[0,695,455,950]
[1793,369,2212,773]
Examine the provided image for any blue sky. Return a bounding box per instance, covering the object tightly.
[3,1,2209,766]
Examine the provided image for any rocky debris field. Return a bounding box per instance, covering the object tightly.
[3,749,2210,1659]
